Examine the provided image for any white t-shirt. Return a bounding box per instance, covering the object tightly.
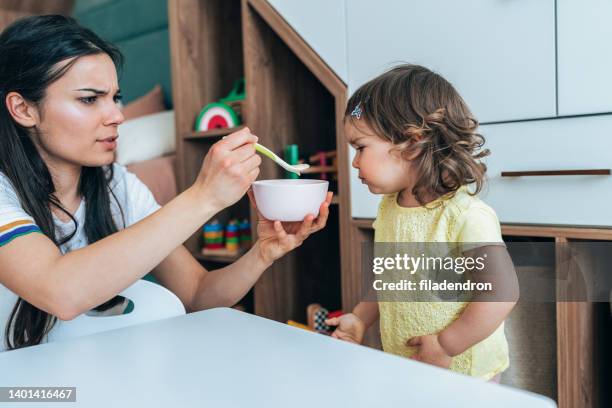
[0,164,161,351]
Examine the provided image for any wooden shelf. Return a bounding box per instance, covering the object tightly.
[184,125,246,140]
[171,0,350,332]
[501,224,612,240]
[352,218,374,229]
[244,0,347,323]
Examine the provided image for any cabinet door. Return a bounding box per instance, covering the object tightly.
[557,0,612,116]
[267,0,348,82]
[346,0,556,124]
[480,115,612,227]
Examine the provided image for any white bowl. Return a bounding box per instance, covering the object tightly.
[252,179,329,221]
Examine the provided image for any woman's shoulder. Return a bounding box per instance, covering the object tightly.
[0,171,21,202]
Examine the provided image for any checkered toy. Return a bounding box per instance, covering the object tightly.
[307,304,344,334]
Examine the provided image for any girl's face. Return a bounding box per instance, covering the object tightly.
[33,53,124,168]
[345,120,414,194]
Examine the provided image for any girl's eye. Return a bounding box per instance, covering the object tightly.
[79,96,97,105]
[356,146,365,151]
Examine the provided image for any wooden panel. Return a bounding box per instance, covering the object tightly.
[169,0,247,257]
[556,237,598,408]
[0,8,29,32]
[502,225,612,241]
[243,0,347,323]
[0,1,74,15]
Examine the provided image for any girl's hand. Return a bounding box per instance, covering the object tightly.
[406,335,452,369]
[325,313,366,344]
[248,190,333,264]
[194,128,261,212]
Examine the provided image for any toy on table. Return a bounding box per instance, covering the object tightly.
[287,320,314,332]
[201,217,253,258]
[307,303,344,334]
[194,78,245,132]
[219,78,246,122]
[202,220,223,250]
[308,151,337,180]
[283,144,299,179]
[225,219,240,253]
[282,146,338,180]
[238,219,252,248]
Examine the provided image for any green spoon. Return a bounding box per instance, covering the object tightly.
[254,143,310,176]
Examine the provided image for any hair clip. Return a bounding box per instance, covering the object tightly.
[350,102,363,119]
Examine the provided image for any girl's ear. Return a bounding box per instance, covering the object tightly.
[5,92,40,128]
[393,138,422,161]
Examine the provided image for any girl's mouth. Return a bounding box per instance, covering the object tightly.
[98,136,118,149]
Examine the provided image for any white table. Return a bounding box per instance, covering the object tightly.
[0,308,556,407]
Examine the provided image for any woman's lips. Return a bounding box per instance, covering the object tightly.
[98,136,118,149]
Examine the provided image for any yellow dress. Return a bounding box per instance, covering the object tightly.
[373,186,510,379]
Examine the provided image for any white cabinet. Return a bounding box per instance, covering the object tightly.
[480,115,612,227]
[346,0,556,124]
[267,0,348,82]
[557,0,612,116]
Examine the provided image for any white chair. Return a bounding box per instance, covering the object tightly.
[47,279,185,343]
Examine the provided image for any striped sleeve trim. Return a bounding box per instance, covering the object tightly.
[0,220,42,247]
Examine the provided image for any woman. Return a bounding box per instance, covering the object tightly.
[0,15,331,350]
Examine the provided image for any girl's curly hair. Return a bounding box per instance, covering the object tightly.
[345,64,489,205]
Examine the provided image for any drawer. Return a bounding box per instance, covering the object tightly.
[480,115,612,227]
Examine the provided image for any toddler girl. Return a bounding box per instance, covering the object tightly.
[327,64,516,381]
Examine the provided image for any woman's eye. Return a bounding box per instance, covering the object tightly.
[79,96,97,105]
[113,95,123,104]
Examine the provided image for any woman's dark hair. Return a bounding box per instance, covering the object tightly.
[345,64,489,205]
[0,15,125,349]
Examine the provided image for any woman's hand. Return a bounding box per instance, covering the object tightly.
[248,190,333,264]
[406,334,452,369]
[325,313,366,344]
[194,128,261,212]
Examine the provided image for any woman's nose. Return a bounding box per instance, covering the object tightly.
[104,101,124,126]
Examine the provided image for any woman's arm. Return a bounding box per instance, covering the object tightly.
[0,129,260,320]
[152,192,333,311]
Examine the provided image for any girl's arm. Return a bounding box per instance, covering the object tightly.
[353,301,380,328]
[438,301,516,357]
[438,244,518,356]
[0,129,259,320]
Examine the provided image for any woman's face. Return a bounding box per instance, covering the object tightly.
[34,53,124,168]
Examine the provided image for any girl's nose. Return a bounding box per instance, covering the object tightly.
[352,153,360,169]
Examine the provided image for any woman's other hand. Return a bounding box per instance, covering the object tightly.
[248,190,333,264]
[194,127,261,211]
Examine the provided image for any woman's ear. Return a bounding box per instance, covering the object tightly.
[5,92,40,128]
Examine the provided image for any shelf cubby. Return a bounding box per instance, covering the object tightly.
[243,0,350,323]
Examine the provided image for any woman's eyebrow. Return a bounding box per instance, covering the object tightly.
[73,88,122,95]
